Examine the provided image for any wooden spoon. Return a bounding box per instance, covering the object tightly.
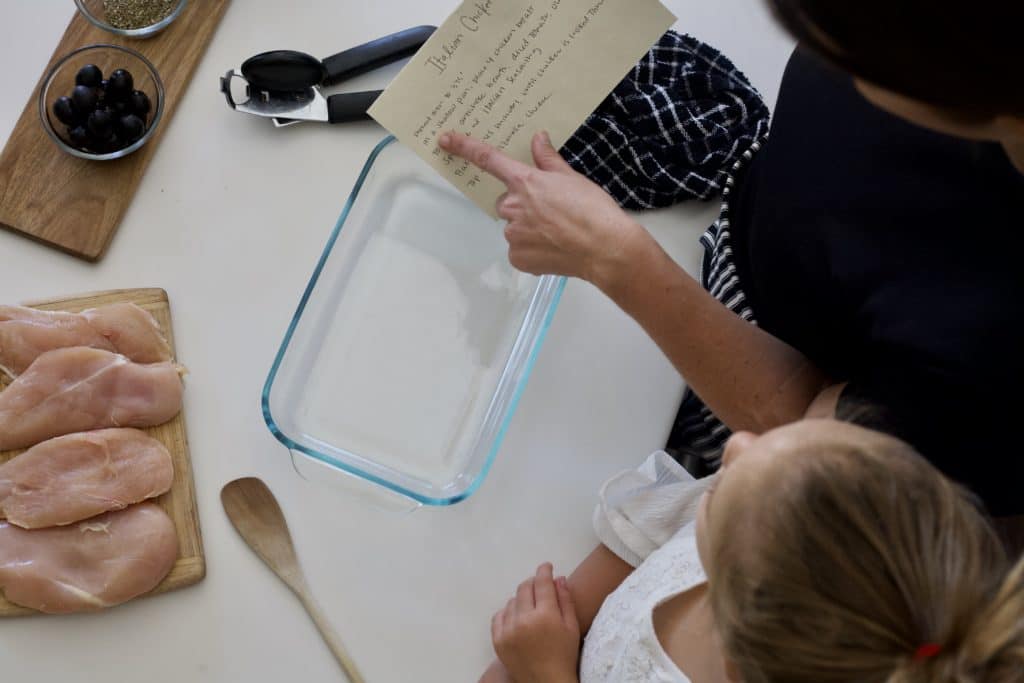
[221,477,366,683]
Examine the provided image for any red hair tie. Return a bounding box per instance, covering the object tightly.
[913,643,942,661]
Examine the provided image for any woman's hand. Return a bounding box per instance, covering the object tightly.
[438,130,652,290]
[491,563,581,683]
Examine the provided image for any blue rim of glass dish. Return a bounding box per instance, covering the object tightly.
[262,136,566,506]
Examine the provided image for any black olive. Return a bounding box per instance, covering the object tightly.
[87,109,114,139]
[68,125,90,149]
[86,128,119,153]
[118,114,146,143]
[75,64,103,88]
[52,96,77,125]
[106,69,134,101]
[102,133,122,152]
[129,90,151,118]
[112,69,134,89]
[71,85,98,112]
[95,80,109,106]
[107,100,129,115]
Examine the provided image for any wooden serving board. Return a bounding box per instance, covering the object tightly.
[0,288,204,617]
[0,1,231,261]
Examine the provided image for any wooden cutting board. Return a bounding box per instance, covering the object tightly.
[0,288,204,617]
[0,1,230,261]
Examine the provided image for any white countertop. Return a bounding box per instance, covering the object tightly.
[0,2,793,680]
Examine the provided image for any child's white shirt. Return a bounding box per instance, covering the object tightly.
[580,451,715,683]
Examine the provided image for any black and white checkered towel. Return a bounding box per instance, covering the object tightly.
[563,31,770,209]
[563,32,770,473]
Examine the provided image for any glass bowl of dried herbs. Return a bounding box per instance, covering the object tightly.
[74,0,188,38]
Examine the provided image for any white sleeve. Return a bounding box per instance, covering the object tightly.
[593,451,716,567]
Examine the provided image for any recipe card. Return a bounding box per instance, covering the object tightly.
[368,0,676,218]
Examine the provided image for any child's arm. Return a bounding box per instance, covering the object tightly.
[478,659,514,683]
[566,544,635,633]
[479,545,634,682]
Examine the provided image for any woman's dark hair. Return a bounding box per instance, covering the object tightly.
[765,0,1024,116]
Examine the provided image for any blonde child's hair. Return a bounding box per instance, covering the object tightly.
[709,427,1024,682]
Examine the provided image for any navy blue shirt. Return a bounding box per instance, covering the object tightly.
[730,49,1024,516]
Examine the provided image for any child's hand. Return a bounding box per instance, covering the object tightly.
[491,563,581,683]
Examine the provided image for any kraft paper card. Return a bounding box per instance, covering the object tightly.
[369,0,676,217]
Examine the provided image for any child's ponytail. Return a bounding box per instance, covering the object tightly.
[887,558,1024,682]
[955,557,1024,681]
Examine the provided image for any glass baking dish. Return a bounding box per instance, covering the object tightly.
[263,136,564,507]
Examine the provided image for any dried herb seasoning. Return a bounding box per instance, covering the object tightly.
[103,0,176,30]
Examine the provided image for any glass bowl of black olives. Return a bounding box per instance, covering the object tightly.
[39,44,164,161]
[74,0,188,39]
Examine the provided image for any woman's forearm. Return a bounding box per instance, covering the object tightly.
[434,129,828,431]
[594,226,831,433]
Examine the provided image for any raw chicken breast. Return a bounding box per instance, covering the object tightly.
[0,303,171,377]
[0,348,183,451]
[0,429,174,529]
[80,304,172,367]
[0,503,178,614]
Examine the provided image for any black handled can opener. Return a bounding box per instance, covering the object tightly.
[221,25,435,127]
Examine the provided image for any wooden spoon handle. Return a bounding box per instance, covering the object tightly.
[298,590,367,683]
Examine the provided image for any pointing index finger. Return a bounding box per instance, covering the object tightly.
[439,131,530,187]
